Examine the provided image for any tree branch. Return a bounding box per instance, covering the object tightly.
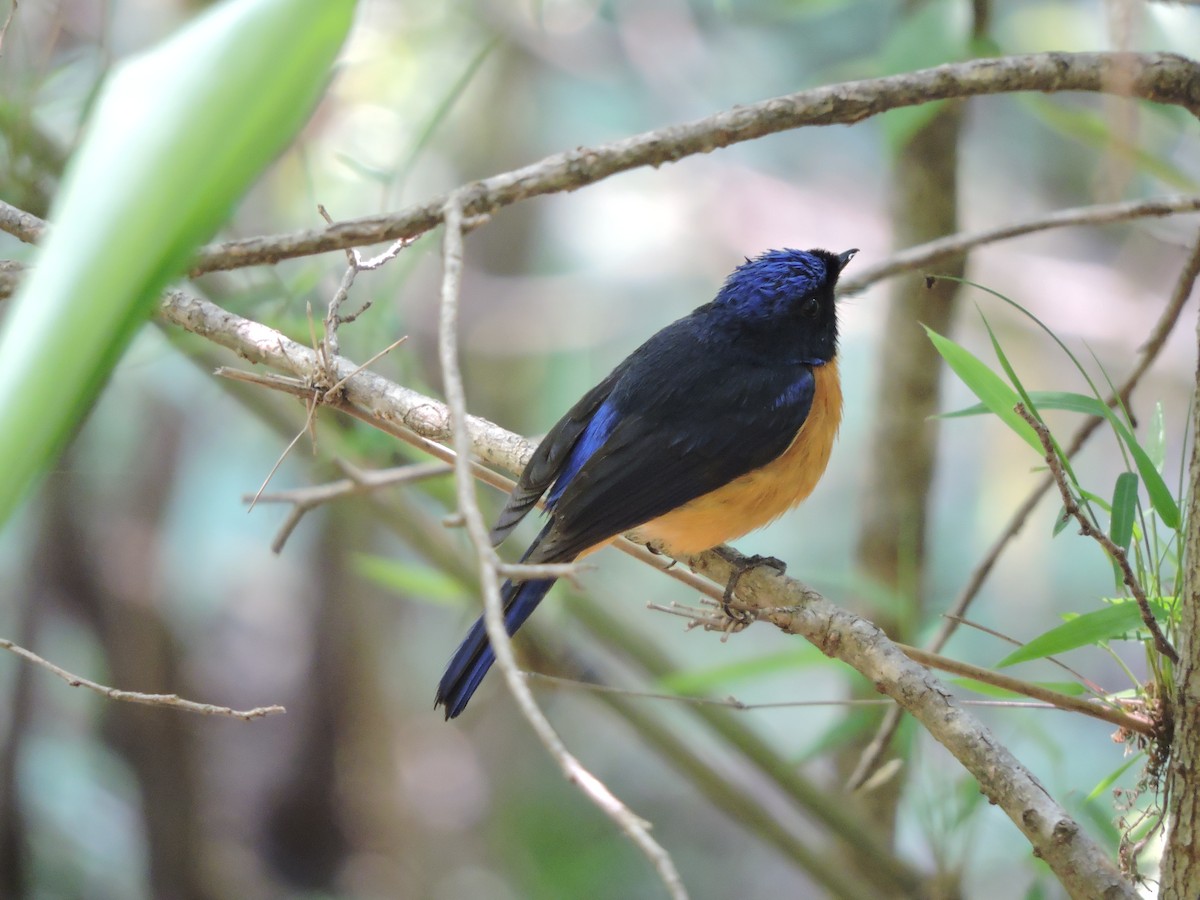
[64,50,1181,277]
[848,227,1200,790]
[0,638,284,721]
[841,195,1200,294]
[670,551,1135,898]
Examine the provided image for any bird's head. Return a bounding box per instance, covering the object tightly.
[710,247,856,363]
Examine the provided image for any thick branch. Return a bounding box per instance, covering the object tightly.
[141,51,1200,276]
[673,552,1134,899]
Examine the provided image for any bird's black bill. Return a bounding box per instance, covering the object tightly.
[837,248,859,272]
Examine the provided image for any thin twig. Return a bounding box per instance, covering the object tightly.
[1015,402,1178,663]
[942,614,1105,694]
[0,638,285,721]
[246,398,318,512]
[436,193,688,900]
[647,593,1154,738]
[0,0,17,57]
[525,670,1128,713]
[245,459,451,553]
[840,195,1200,294]
[317,203,414,359]
[83,51,1188,277]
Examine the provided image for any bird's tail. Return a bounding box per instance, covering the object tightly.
[436,524,562,719]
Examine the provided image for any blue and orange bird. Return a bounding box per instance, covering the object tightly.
[436,247,857,719]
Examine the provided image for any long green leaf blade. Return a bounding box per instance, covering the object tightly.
[924,326,1041,453]
[0,0,356,526]
[1109,472,1139,552]
[998,601,1168,668]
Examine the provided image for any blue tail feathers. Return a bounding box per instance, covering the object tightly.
[435,575,556,719]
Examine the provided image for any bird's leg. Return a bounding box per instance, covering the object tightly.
[712,547,787,625]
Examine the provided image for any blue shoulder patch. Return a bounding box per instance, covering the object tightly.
[546,399,620,508]
[772,367,815,410]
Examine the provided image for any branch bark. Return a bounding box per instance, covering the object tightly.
[39,50,1180,277]
[1161,256,1200,894]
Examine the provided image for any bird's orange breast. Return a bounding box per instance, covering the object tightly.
[633,359,842,555]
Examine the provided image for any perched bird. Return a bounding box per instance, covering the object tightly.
[436,247,857,719]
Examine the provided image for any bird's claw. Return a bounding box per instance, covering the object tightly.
[718,552,787,625]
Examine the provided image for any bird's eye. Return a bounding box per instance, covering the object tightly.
[801,296,821,318]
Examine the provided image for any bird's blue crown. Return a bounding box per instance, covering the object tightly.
[712,248,835,319]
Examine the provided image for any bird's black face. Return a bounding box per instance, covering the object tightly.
[711,247,856,363]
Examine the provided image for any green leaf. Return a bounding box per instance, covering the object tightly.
[1051,505,1072,537]
[942,390,1180,529]
[1147,402,1166,473]
[998,601,1169,668]
[1086,756,1140,802]
[1109,472,1139,552]
[1032,392,1179,529]
[0,0,356,527]
[924,326,1042,453]
[657,647,823,694]
[353,554,468,606]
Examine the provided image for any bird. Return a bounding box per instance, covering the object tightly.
[435,247,857,719]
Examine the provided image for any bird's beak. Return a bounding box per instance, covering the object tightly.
[837,248,859,272]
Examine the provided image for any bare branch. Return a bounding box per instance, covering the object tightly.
[0,638,285,721]
[435,195,688,899]
[649,593,1153,737]
[671,549,1136,898]
[841,195,1200,294]
[139,51,1197,277]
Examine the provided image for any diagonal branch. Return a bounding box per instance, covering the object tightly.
[841,195,1200,294]
[673,551,1135,899]
[1015,402,1177,663]
[42,50,1178,277]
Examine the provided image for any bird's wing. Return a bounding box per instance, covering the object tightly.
[489,359,632,547]
[531,362,817,562]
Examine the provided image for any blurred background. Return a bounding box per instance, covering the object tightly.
[2,1,1199,897]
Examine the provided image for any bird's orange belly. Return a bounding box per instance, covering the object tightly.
[633,360,842,556]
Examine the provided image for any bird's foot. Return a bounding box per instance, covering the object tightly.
[714,549,787,626]
[644,540,678,571]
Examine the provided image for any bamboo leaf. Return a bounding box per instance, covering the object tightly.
[1109,472,1139,552]
[924,326,1041,453]
[998,601,1168,667]
[0,0,355,526]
